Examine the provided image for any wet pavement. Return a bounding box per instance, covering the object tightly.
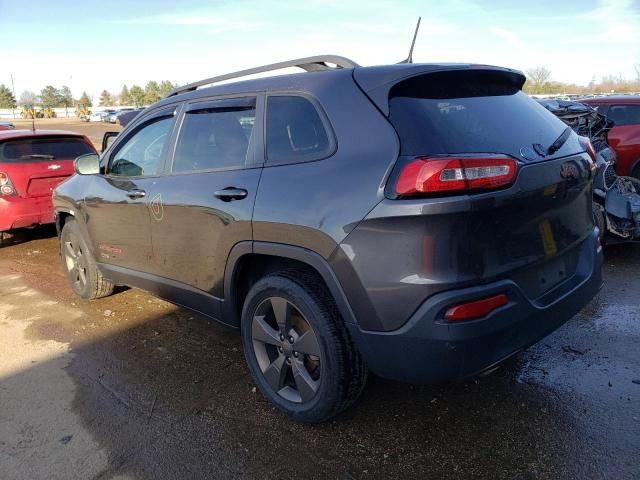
[0,226,638,479]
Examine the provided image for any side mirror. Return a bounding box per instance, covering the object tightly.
[74,153,100,175]
[102,131,119,153]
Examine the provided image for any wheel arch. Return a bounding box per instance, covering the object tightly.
[223,241,357,328]
[54,208,74,235]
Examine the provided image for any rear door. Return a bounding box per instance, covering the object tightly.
[0,135,94,200]
[149,95,263,299]
[82,106,178,273]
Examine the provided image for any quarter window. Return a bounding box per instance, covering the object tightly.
[173,97,256,172]
[266,96,331,164]
[109,116,174,177]
[607,105,640,126]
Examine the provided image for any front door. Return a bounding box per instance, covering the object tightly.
[82,107,177,273]
[149,96,263,299]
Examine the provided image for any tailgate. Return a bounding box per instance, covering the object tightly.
[0,160,74,198]
[27,174,72,197]
[466,153,594,299]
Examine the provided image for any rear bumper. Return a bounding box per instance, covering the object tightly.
[347,229,603,384]
[0,196,55,231]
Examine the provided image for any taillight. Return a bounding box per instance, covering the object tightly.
[444,294,509,322]
[0,172,16,196]
[394,156,517,197]
[578,136,597,162]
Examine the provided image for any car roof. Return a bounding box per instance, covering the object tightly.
[151,62,525,115]
[582,96,640,105]
[0,129,87,141]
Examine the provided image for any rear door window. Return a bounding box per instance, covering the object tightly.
[266,95,332,164]
[607,105,640,126]
[388,70,568,157]
[172,97,256,172]
[0,136,94,163]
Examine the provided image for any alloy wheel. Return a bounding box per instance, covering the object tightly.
[251,296,322,403]
[63,233,88,291]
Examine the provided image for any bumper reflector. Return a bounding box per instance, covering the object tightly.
[444,294,509,322]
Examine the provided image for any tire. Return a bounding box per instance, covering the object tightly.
[241,270,367,423]
[592,203,606,244]
[0,231,8,248]
[631,164,640,180]
[60,218,114,299]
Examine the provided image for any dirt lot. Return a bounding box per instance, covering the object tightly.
[0,120,639,479]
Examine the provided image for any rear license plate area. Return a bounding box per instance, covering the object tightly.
[538,257,567,293]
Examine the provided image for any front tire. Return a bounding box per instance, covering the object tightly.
[241,271,367,423]
[592,203,606,244]
[60,218,114,299]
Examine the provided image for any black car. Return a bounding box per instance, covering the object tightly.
[53,55,603,422]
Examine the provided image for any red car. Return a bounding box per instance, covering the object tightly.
[0,130,96,245]
[582,96,640,178]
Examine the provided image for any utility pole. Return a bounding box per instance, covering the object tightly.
[10,74,16,119]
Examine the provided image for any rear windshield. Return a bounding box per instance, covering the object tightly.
[0,136,94,163]
[389,70,568,157]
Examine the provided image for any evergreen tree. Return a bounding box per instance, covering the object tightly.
[77,91,92,108]
[119,85,132,106]
[0,84,17,109]
[59,86,74,108]
[158,80,175,97]
[144,81,160,105]
[129,85,145,107]
[40,85,61,107]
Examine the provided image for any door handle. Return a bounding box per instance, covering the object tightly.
[214,188,248,201]
[126,189,146,199]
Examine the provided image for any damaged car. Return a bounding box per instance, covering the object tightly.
[539,99,640,244]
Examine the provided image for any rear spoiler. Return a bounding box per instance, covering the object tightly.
[353,64,526,116]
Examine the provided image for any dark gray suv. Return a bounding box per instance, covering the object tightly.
[53,55,603,422]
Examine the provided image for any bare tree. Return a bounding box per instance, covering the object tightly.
[526,66,552,93]
[19,90,39,106]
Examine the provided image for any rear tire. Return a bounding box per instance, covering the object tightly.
[60,218,114,299]
[241,270,367,423]
[0,231,7,248]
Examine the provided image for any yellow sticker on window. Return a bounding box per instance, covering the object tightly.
[539,219,558,257]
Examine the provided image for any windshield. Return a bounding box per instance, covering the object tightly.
[0,136,94,163]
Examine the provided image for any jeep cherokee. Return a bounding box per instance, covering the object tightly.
[53,56,603,422]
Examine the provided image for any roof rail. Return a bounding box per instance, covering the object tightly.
[166,55,359,97]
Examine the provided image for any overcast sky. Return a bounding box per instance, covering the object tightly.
[1,0,638,100]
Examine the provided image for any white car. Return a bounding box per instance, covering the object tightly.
[88,112,108,122]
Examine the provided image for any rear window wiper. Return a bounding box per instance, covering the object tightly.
[544,126,572,156]
[19,154,56,160]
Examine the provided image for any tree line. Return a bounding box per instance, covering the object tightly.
[523,64,640,95]
[0,80,176,109]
